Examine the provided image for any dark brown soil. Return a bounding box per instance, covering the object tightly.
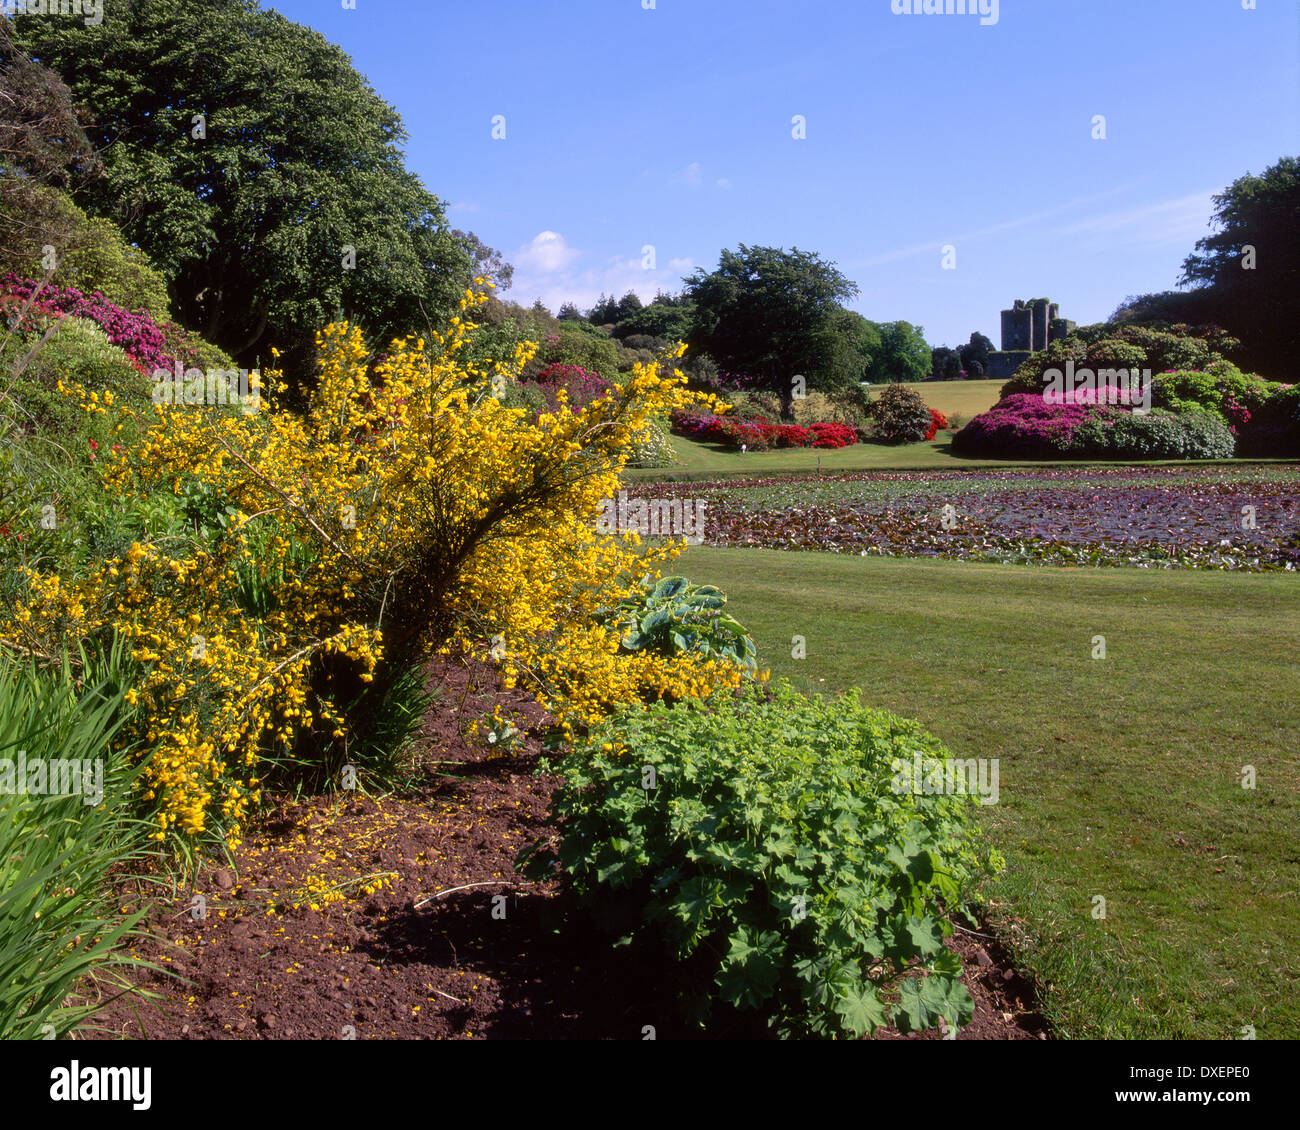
[88,657,1047,1041]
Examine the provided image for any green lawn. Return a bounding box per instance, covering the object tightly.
[680,546,1300,1040]
[866,378,1005,422]
[632,432,1269,481]
[629,434,982,479]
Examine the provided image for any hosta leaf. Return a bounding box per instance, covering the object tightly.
[640,608,672,634]
[652,576,689,600]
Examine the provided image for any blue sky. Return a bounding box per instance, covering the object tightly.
[268,0,1297,349]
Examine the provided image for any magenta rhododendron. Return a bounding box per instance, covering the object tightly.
[2,275,177,372]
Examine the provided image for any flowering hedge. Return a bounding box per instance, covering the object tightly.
[952,394,1119,458]
[1149,366,1299,455]
[953,393,1236,460]
[809,421,857,448]
[1,276,175,374]
[763,423,812,448]
[668,410,856,451]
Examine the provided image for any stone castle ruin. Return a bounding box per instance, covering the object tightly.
[987,298,1076,381]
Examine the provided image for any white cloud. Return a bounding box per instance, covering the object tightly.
[510,243,696,314]
[449,201,480,214]
[716,178,733,190]
[679,162,703,188]
[1053,192,1215,247]
[513,230,581,275]
[848,182,1147,269]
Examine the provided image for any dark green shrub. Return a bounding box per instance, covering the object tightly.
[870,383,932,443]
[1001,323,1241,399]
[1071,408,1235,460]
[1238,383,1300,457]
[525,326,623,383]
[621,333,670,353]
[520,681,999,1038]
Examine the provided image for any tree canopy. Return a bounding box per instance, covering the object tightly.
[1112,157,1298,380]
[684,244,861,416]
[869,320,931,383]
[11,0,491,385]
[0,17,100,272]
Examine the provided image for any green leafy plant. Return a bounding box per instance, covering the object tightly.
[1071,407,1236,460]
[520,681,999,1037]
[595,575,757,678]
[1151,363,1275,420]
[0,642,157,1039]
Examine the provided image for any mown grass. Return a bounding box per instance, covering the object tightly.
[681,546,1300,1040]
[865,378,1005,420]
[628,434,976,479]
[632,432,1286,482]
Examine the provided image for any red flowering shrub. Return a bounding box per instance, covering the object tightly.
[809,421,857,448]
[671,409,848,450]
[715,418,769,450]
[761,423,812,448]
[924,408,950,441]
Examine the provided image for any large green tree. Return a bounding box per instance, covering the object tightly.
[12,0,483,385]
[684,244,860,417]
[869,320,931,383]
[820,308,879,386]
[959,331,994,377]
[612,294,696,343]
[1113,157,1298,379]
[1176,157,1299,378]
[0,17,99,273]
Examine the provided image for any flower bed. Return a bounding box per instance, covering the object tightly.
[669,410,860,451]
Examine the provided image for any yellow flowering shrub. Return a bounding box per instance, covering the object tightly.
[1,287,742,848]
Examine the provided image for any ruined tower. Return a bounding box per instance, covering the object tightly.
[988,298,1075,381]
